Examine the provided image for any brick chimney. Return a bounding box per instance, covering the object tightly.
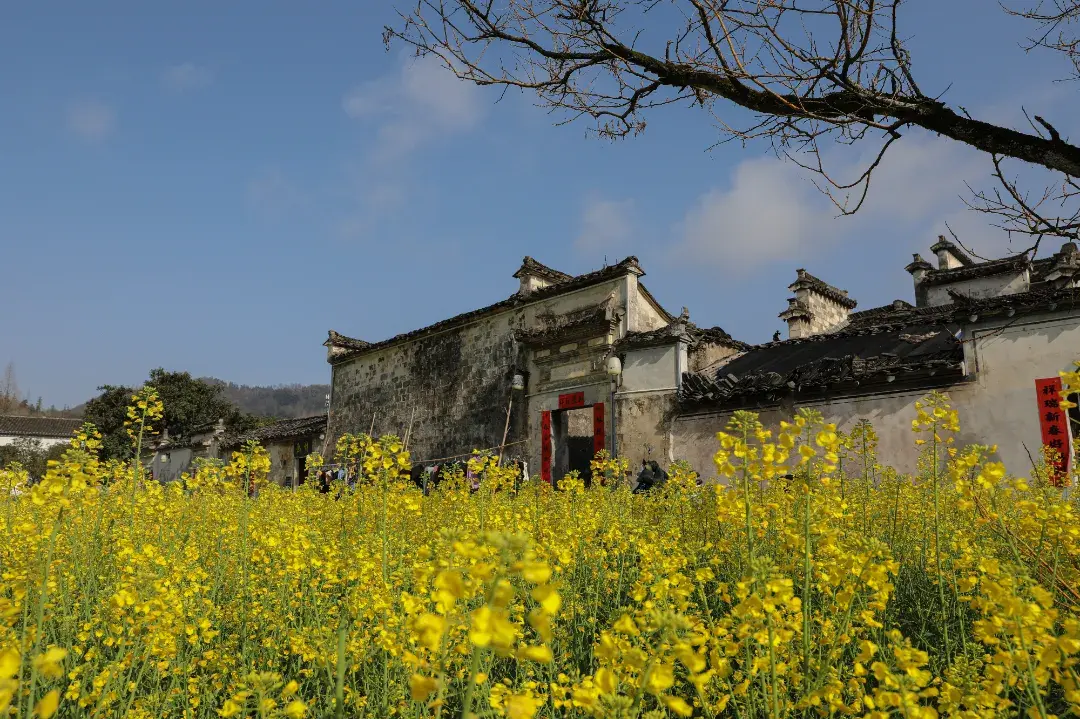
[778,269,857,339]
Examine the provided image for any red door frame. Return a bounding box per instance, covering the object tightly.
[540,396,607,484]
[540,411,552,484]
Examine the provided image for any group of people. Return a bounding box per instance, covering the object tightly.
[633,459,669,493]
[307,458,675,495]
[314,466,350,494]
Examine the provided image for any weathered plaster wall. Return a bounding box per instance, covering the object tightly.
[331,279,626,470]
[615,344,681,466]
[673,390,942,481]
[935,249,965,270]
[330,314,522,467]
[627,276,668,333]
[688,343,741,373]
[0,435,70,448]
[953,311,1080,471]
[622,345,678,393]
[673,310,1080,482]
[267,441,297,487]
[925,270,1030,306]
[152,447,196,483]
[617,390,678,466]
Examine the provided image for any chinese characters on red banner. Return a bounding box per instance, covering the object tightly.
[557,392,585,410]
[1035,377,1072,486]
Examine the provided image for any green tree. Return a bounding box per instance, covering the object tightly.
[82,369,262,461]
[82,385,139,462]
[0,438,67,480]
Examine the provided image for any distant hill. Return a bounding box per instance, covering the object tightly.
[201,379,330,419]
[44,378,330,422]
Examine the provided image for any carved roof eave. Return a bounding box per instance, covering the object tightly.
[778,299,812,322]
[512,256,573,283]
[517,312,620,348]
[326,256,644,365]
[615,322,689,352]
[929,237,975,266]
[921,256,1031,287]
[905,254,934,274]
[324,330,370,350]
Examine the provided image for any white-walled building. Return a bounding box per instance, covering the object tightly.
[0,416,81,448]
[319,243,1080,485]
[675,239,1080,478]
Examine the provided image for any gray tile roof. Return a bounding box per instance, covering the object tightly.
[224,415,327,448]
[0,416,82,439]
[326,257,646,362]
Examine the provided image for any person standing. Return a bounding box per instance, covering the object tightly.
[633,459,656,493]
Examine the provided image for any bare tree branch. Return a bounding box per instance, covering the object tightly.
[386,0,1080,246]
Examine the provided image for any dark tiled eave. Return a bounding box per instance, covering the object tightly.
[929,237,975,266]
[516,306,613,346]
[791,269,858,309]
[680,353,966,412]
[679,326,965,411]
[327,257,644,364]
[678,284,1080,412]
[513,256,573,284]
[324,330,370,351]
[921,256,1029,287]
[224,415,327,448]
[615,321,749,353]
[0,416,82,439]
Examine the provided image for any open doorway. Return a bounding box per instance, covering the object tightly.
[293,438,313,488]
[540,397,605,485]
[553,407,595,485]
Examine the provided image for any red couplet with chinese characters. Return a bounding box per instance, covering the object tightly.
[558,392,586,410]
[540,410,552,484]
[1035,377,1072,486]
[592,403,606,456]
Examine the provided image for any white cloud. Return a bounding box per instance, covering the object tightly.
[332,56,486,240]
[676,156,818,268]
[672,133,1000,272]
[67,100,115,141]
[575,196,636,254]
[162,62,214,92]
[342,55,482,163]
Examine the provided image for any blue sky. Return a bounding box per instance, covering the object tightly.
[1,1,1076,408]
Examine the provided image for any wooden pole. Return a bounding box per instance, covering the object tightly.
[497,395,513,466]
[368,413,376,437]
[403,408,417,450]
